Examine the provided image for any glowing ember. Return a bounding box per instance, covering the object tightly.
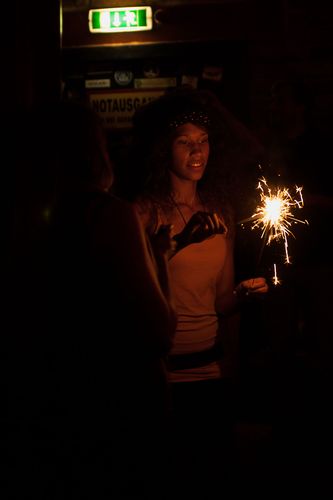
[272,263,280,286]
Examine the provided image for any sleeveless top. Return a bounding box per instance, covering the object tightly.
[136,198,230,382]
[168,234,227,382]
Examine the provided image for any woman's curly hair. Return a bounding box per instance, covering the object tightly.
[126,88,265,232]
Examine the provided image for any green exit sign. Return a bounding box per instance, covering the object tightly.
[89,6,153,33]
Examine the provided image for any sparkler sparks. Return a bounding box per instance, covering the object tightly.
[239,176,309,283]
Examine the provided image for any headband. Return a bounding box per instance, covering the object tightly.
[168,110,211,129]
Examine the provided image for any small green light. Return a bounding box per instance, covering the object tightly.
[89,7,153,33]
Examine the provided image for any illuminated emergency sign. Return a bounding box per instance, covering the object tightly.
[88,6,153,33]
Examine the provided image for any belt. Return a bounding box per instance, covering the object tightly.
[167,343,224,371]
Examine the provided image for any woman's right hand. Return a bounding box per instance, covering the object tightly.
[173,211,226,251]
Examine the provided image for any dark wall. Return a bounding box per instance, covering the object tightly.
[15,0,62,112]
[16,1,333,132]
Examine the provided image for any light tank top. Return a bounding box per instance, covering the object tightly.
[168,233,227,382]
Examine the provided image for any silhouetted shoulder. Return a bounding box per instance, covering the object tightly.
[97,194,142,230]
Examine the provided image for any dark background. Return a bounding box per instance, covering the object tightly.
[13,0,333,490]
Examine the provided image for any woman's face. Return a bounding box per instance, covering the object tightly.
[170,122,209,182]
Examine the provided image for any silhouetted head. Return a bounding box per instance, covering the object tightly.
[54,101,114,193]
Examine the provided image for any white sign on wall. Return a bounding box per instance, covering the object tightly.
[88,89,165,128]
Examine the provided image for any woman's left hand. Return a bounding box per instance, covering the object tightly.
[234,277,269,299]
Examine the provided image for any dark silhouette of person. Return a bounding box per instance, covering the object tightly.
[6,101,177,498]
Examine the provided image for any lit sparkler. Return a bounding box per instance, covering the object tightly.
[272,263,280,286]
[239,176,309,283]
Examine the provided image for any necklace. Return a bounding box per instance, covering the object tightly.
[171,198,188,226]
[169,193,204,227]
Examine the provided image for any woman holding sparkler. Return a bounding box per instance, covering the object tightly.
[128,88,269,495]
